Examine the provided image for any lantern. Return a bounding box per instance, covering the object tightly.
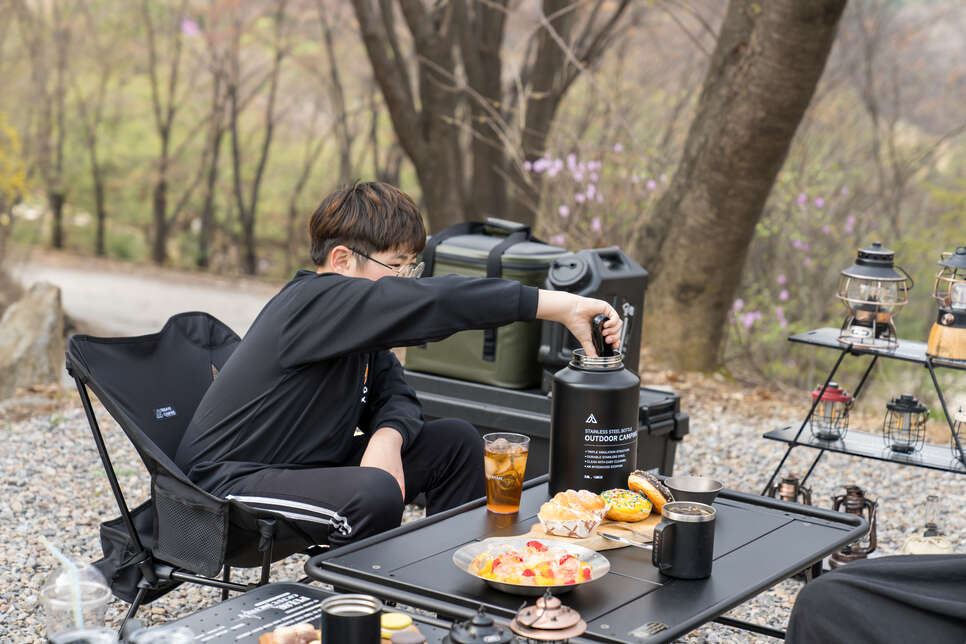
[927,246,966,362]
[445,606,514,644]
[510,591,587,642]
[809,382,852,441]
[882,394,928,454]
[766,472,812,505]
[951,399,966,463]
[836,242,912,349]
[829,485,878,568]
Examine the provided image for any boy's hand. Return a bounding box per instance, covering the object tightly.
[536,290,621,358]
[360,427,406,500]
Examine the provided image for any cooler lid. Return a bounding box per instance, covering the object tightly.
[432,234,568,267]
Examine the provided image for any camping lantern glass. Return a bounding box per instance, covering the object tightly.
[809,382,852,441]
[951,400,966,463]
[927,246,966,362]
[882,394,928,454]
[836,242,912,349]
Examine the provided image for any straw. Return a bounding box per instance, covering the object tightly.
[39,535,84,630]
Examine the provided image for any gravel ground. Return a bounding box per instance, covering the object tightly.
[2,373,964,643]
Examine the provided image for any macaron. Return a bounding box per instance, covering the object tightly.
[381,612,413,640]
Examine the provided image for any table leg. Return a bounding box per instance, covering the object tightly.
[713,615,786,640]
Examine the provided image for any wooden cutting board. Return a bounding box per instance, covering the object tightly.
[486,513,662,552]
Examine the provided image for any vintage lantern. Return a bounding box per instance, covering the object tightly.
[809,382,853,441]
[766,472,812,505]
[829,485,878,568]
[951,399,966,463]
[836,242,912,349]
[927,246,966,362]
[882,394,928,454]
[445,606,514,644]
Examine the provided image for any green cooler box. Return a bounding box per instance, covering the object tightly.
[406,220,567,389]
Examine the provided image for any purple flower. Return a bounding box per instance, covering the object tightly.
[779,289,789,301]
[590,172,599,182]
[801,242,809,252]
[591,217,602,233]
[792,239,804,250]
[550,234,566,246]
[803,256,812,268]
[532,158,549,173]
[596,193,604,203]
[575,193,586,204]
[566,154,577,171]
[814,197,825,209]
[558,205,570,218]
[775,306,788,328]
[733,298,745,312]
[822,224,832,235]
[841,186,850,196]
[613,143,623,153]
[523,160,532,171]
[586,184,597,199]
[797,193,808,207]
[181,18,200,37]
[844,215,856,234]
[777,274,787,285]
[741,311,762,329]
[870,221,878,229]
[646,179,657,191]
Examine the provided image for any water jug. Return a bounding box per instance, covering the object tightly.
[549,315,640,495]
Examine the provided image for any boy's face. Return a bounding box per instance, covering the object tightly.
[321,245,421,281]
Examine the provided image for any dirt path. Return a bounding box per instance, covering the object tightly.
[7,248,283,336]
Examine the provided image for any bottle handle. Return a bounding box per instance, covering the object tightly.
[592,314,613,357]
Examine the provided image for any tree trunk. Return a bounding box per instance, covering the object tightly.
[93,169,106,256]
[641,0,847,372]
[152,175,168,265]
[48,191,64,249]
[197,128,221,269]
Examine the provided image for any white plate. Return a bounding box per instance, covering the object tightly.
[452,537,610,596]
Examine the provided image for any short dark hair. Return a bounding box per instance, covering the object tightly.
[309,181,426,267]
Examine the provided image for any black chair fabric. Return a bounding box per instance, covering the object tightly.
[67,312,316,603]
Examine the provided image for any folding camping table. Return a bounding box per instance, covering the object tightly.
[305,476,867,643]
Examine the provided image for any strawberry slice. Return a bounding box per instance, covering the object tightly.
[582,567,591,580]
[522,568,535,577]
[526,540,547,552]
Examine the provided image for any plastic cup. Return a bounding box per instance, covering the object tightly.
[41,563,113,638]
[128,625,196,643]
[483,432,530,514]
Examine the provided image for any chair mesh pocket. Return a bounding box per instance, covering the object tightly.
[152,472,228,577]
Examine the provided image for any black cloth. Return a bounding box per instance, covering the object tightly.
[174,270,538,492]
[787,555,966,644]
[216,418,484,548]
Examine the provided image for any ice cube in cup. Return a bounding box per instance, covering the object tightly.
[483,432,530,514]
[487,437,511,453]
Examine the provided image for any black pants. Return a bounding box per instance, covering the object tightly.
[218,418,484,547]
[786,554,966,644]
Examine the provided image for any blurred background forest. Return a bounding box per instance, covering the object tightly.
[1,0,965,405]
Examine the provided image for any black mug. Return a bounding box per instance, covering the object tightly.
[651,501,716,579]
[320,594,382,644]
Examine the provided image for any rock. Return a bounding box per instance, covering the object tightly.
[0,282,65,400]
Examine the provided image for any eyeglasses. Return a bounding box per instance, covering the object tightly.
[350,248,425,278]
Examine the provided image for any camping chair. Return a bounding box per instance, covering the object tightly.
[66,312,322,628]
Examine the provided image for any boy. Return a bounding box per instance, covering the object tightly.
[174,181,620,547]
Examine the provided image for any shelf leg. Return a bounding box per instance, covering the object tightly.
[762,347,850,495]
[800,450,825,486]
[926,358,966,469]
[850,354,879,401]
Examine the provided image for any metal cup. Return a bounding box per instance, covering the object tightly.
[320,594,382,644]
[652,502,716,579]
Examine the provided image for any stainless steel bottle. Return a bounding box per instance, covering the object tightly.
[549,315,640,495]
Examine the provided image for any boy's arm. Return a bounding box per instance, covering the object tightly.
[358,350,421,500]
[279,274,620,368]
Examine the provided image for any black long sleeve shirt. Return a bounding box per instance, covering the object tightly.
[174,270,539,492]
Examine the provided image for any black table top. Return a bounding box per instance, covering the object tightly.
[305,477,867,643]
[166,582,456,643]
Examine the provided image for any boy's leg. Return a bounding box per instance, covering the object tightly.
[219,465,404,548]
[402,418,485,515]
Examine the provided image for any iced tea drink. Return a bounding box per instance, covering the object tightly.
[483,432,530,514]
